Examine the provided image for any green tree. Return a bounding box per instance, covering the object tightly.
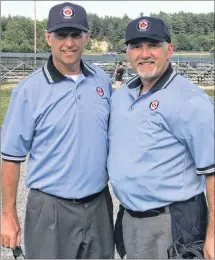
[1,12,214,53]
[36,19,49,52]
[139,12,144,17]
[85,39,92,51]
[174,34,192,51]
[2,16,34,52]
[88,14,102,39]
[115,39,126,51]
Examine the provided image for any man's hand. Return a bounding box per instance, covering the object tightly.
[204,233,214,259]
[1,211,21,249]
[204,175,215,259]
[1,160,21,249]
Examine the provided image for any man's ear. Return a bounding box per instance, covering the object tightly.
[45,31,52,47]
[167,43,174,60]
[85,31,91,44]
[126,46,131,63]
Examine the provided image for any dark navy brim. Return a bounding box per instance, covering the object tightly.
[47,23,89,33]
[125,35,170,44]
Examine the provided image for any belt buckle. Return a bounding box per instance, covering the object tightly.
[72,199,81,204]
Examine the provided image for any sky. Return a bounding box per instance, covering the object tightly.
[1,1,214,20]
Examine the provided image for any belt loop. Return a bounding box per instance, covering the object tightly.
[72,199,81,204]
[165,205,170,214]
[195,194,199,200]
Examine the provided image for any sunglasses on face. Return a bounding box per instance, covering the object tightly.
[54,30,83,40]
[128,41,163,50]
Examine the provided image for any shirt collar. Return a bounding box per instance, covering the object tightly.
[42,55,96,84]
[126,63,177,92]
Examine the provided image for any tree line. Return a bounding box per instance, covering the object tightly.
[0,11,214,53]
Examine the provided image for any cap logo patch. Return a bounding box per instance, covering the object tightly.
[96,87,104,97]
[137,19,150,31]
[61,6,75,19]
[149,100,159,111]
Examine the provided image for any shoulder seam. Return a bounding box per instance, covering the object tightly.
[15,68,43,90]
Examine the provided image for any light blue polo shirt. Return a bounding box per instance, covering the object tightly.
[1,55,112,199]
[107,64,214,211]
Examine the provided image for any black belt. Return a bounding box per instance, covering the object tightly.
[70,190,103,204]
[127,206,166,218]
[34,188,104,204]
[126,195,197,218]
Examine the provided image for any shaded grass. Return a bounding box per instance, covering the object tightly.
[0,88,214,128]
[1,90,12,127]
[204,89,214,100]
[0,89,12,97]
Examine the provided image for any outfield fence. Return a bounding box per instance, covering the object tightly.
[0,53,214,85]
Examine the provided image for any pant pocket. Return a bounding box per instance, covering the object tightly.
[191,220,207,240]
[169,196,207,245]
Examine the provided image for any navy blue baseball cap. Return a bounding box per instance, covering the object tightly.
[47,2,89,33]
[125,16,171,44]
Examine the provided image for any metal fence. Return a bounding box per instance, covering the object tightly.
[0,53,214,85]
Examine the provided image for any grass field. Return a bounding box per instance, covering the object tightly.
[0,88,214,128]
[172,52,212,58]
[205,89,214,100]
[1,89,11,127]
[83,51,213,57]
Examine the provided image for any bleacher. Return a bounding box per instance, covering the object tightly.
[0,53,214,85]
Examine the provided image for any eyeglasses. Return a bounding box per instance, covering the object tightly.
[54,31,83,40]
[12,246,26,259]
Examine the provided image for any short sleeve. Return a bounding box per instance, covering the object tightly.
[1,88,35,162]
[173,94,214,175]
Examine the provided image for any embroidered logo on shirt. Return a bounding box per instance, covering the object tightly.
[96,87,104,97]
[61,6,75,19]
[149,100,159,111]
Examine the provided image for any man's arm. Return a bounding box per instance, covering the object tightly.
[204,174,215,259]
[171,95,214,258]
[114,65,119,74]
[1,160,21,249]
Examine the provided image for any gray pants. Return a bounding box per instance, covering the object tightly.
[24,187,114,259]
[122,208,172,259]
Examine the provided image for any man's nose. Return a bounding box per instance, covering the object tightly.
[139,46,151,59]
[64,36,75,46]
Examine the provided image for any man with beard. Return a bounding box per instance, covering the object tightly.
[107,16,214,259]
[114,61,125,88]
[1,2,114,259]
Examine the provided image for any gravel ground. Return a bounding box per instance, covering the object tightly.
[1,162,28,260]
[1,160,120,259]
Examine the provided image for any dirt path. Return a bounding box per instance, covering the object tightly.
[1,83,16,90]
